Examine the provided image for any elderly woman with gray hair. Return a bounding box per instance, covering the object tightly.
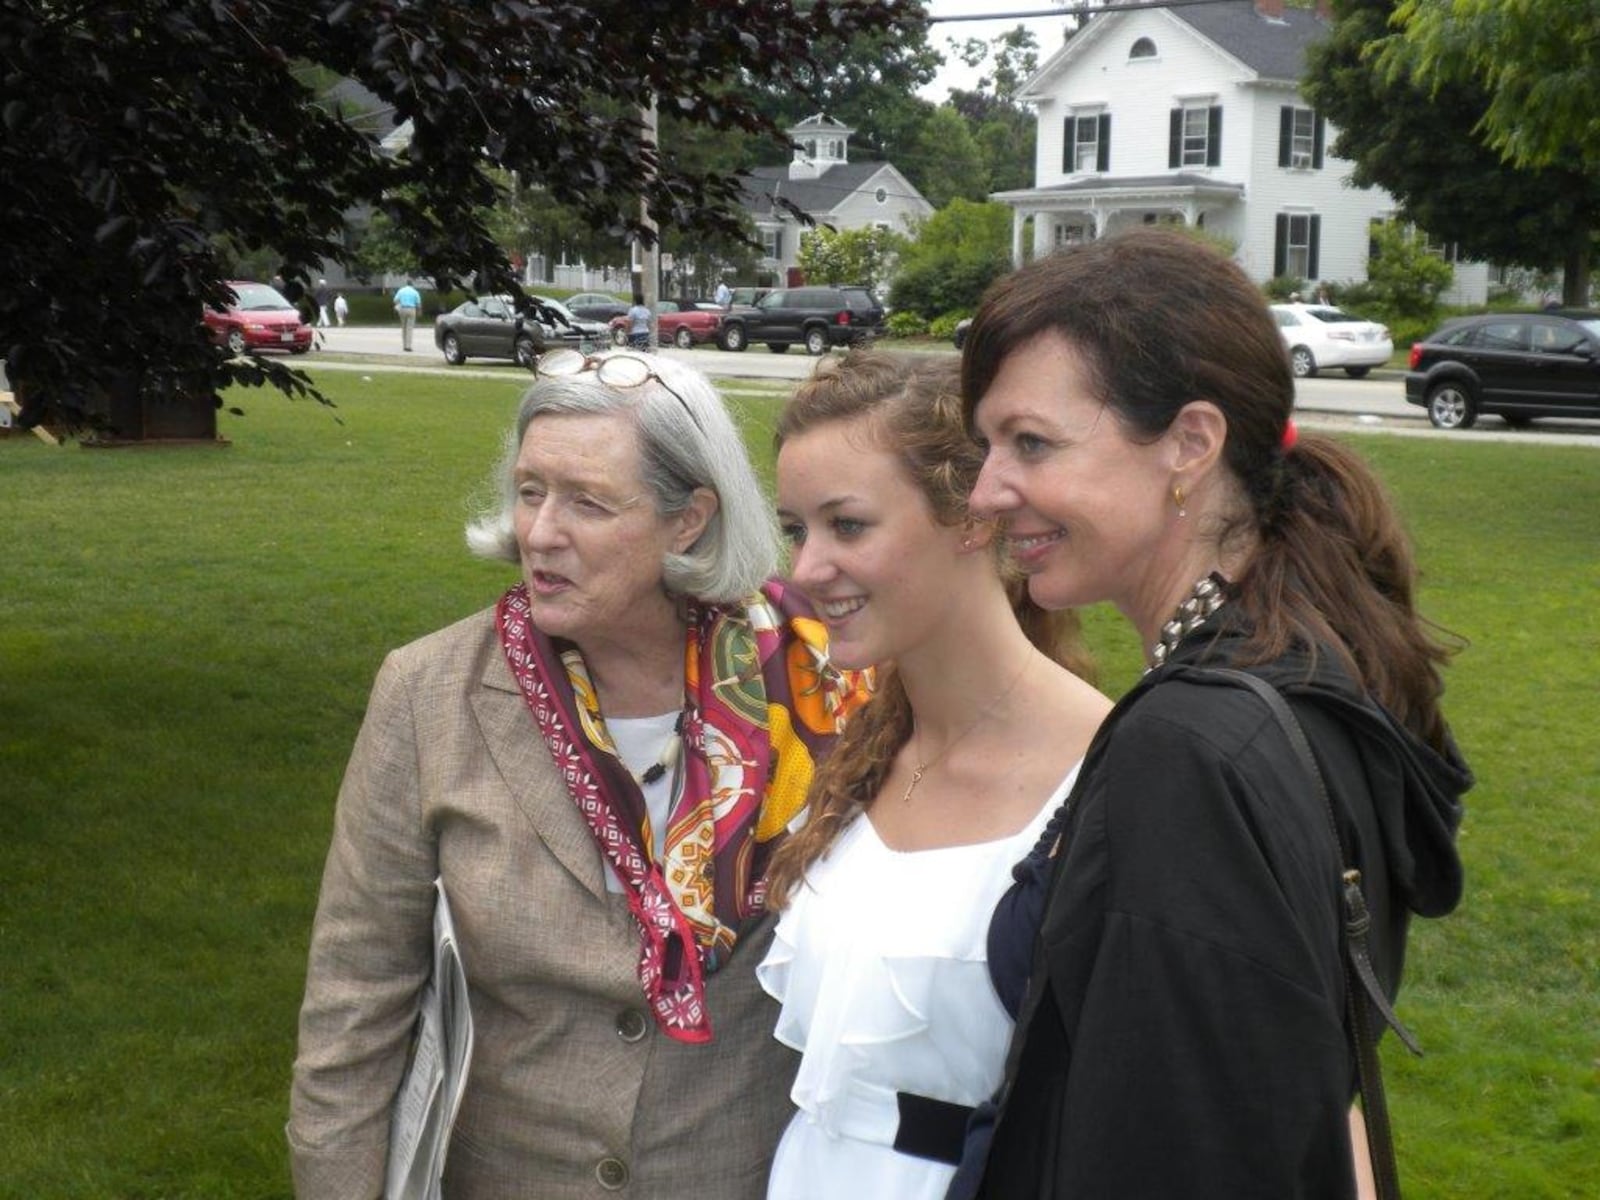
[289,349,865,1199]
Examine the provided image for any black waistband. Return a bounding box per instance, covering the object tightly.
[894,1091,976,1166]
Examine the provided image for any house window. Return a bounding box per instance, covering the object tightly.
[761,228,784,260]
[1278,106,1325,169]
[1054,223,1090,246]
[875,186,887,203]
[1129,37,1157,59]
[1274,213,1321,279]
[1169,104,1222,168]
[1063,112,1111,174]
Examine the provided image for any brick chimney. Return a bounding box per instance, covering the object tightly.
[1255,0,1286,18]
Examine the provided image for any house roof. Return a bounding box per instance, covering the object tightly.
[743,162,894,219]
[1024,0,1328,95]
[1171,0,1329,83]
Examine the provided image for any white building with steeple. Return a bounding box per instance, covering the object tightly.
[741,114,933,285]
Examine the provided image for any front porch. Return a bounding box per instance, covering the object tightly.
[992,173,1246,263]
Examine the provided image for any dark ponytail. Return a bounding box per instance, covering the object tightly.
[1234,434,1455,747]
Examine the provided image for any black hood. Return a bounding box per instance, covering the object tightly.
[1170,623,1472,919]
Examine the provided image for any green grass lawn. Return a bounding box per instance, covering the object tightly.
[2,371,1596,1198]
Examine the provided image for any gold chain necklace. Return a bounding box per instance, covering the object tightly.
[901,655,1034,803]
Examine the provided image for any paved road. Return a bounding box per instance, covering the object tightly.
[304,325,1600,448]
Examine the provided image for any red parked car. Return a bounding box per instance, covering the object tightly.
[608,299,726,349]
[204,281,314,355]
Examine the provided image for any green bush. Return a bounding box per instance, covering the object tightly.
[1366,222,1454,319]
[1380,313,1435,350]
[886,310,930,338]
[1264,274,1307,301]
[928,311,968,341]
[889,199,1012,319]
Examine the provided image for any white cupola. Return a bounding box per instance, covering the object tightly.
[788,113,854,179]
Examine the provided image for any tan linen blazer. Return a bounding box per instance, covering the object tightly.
[289,607,799,1199]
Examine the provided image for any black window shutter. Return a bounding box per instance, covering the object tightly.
[1169,109,1182,169]
[1274,214,1288,277]
[1064,117,1075,173]
[1097,114,1111,172]
[1278,107,1292,168]
[1307,215,1321,279]
[1313,113,1326,169]
[1207,105,1223,166]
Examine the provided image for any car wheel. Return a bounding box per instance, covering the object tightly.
[442,333,466,365]
[1426,381,1478,430]
[767,342,790,354]
[1289,346,1317,378]
[514,335,537,368]
[225,328,247,356]
[1343,366,1371,379]
[803,327,829,356]
[719,324,747,352]
[674,326,695,350]
[610,326,628,347]
[290,344,310,356]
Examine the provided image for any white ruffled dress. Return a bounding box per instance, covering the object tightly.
[757,764,1080,1200]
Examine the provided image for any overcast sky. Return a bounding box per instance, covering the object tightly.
[919,1,1081,101]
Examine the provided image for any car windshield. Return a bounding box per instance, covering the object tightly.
[1305,307,1363,324]
[230,283,295,311]
[841,289,878,311]
[1573,318,1600,341]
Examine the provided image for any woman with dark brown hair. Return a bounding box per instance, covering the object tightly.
[756,352,1110,1199]
[952,229,1471,1198]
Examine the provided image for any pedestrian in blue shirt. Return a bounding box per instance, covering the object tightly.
[393,280,422,351]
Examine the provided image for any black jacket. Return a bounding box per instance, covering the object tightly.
[966,621,1470,1199]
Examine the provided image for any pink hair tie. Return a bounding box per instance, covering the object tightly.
[1281,418,1299,451]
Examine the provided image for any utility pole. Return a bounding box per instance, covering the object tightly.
[639,96,660,347]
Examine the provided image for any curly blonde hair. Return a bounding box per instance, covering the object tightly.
[764,351,1095,909]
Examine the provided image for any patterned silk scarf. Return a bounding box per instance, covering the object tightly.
[496,579,868,1043]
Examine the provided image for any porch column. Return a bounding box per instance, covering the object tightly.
[1012,207,1028,267]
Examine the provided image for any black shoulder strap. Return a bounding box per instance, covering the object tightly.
[1189,666,1417,1200]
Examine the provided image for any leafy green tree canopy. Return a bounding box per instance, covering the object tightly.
[0,0,908,430]
[1304,0,1599,304]
[1388,0,1600,175]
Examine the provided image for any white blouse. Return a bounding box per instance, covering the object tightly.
[758,763,1081,1200]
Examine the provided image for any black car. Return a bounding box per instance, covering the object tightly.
[434,295,607,366]
[716,285,884,354]
[1405,310,1600,429]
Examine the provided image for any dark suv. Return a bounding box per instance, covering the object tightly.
[1405,310,1600,429]
[716,285,884,354]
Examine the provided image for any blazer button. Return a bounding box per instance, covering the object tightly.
[615,1008,648,1043]
[595,1156,630,1190]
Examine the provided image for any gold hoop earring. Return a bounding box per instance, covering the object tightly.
[1173,484,1188,519]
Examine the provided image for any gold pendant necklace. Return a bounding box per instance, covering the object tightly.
[901,654,1034,803]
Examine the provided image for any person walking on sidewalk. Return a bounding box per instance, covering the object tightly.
[314,279,333,328]
[392,280,422,351]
